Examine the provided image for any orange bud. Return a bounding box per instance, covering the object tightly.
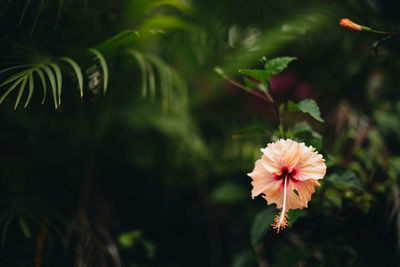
[340,18,362,31]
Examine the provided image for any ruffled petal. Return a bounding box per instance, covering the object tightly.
[292,178,320,208]
[261,181,305,209]
[260,139,300,174]
[293,143,326,180]
[248,159,277,199]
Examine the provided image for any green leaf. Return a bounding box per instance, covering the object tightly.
[24,74,34,108]
[147,54,170,112]
[287,209,303,226]
[89,48,108,94]
[2,213,14,246]
[60,57,83,98]
[231,249,257,267]
[288,99,324,122]
[146,61,156,101]
[325,190,342,208]
[292,122,313,133]
[18,217,31,238]
[42,65,58,109]
[14,76,28,109]
[210,182,248,204]
[30,0,43,35]
[287,100,299,111]
[50,63,62,105]
[238,69,271,84]
[264,57,297,74]
[0,70,29,88]
[0,64,33,74]
[371,35,393,56]
[0,77,25,104]
[19,0,31,24]
[128,50,148,98]
[214,66,225,77]
[327,170,363,191]
[55,0,64,28]
[118,230,142,248]
[250,207,275,247]
[35,69,47,104]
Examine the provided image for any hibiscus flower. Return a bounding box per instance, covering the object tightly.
[248,139,326,233]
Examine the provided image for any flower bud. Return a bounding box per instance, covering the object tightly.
[339,18,362,31]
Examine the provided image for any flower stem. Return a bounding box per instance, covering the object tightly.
[267,87,285,139]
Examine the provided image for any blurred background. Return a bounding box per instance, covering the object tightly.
[1,0,400,266]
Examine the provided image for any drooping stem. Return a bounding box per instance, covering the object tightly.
[216,69,285,138]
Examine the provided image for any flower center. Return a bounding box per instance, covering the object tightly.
[276,167,297,183]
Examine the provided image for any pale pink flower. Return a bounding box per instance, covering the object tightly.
[248,139,326,233]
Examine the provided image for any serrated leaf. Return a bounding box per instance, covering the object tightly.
[0,77,25,104]
[250,207,275,247]
[238,69,271,84]
[18,217,31,238]
[60,57,83,98]
[89,48,108,94]
[42,65,58,109]
[128,50,148,98]
[288,99,324,122]
[327,170,363,191]
[35,69,47,104]
[24,74,34,108]
[14,76,28,109]
[50,63,62,105]
[264,57,297,74]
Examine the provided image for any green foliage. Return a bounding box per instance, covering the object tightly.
[118,230,155,258]
[327,170,364,191]
[263,57,297,74]
[288,99,324,122]
[238,69,271,84]
[210,182,248,204]
[88,48,109,95]
[250,207,275,247]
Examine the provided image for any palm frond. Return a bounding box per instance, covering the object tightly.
[128,49,187,113]
[88,49,108,95]
[60,57,83,98]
